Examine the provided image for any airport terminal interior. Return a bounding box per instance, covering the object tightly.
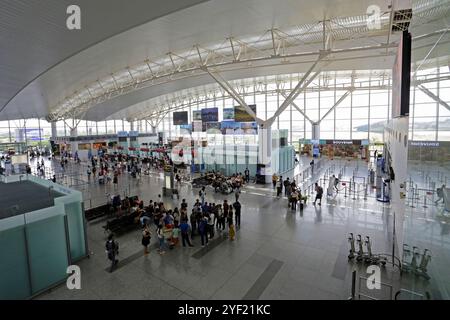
[1,0,450,301]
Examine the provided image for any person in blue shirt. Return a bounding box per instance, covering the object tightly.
[202,202,209,214]
[199,217,209,247]
[180,221,194,247]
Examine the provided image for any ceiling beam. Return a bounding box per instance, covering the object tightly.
[418,85,450,112]
[318,89,352,123]
[265,52,328,126]
[202,66,264,125]
[279,92,314,124]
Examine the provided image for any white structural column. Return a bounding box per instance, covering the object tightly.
[51,122,57,139]
[312,123,320,140]
[258,125,273,182]
[69,126,78,155]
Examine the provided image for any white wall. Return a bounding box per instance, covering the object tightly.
[384,116,409,256]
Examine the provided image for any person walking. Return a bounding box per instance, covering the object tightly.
[277,176,283,197]
[284,178,291,197]
[272,173,278,189]
[233,200,241,229]
[141,226,151,255]
[234,186,240,202]
[313,182,323,206]
[207,213,215,239]
[435,184,446,204]
[200,186,206,205]
[105,234,119,272]
[229,222,236,241]
[244,167,250,183]
[217,204,225,231]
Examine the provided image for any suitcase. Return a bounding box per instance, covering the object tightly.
[300,203,304,210]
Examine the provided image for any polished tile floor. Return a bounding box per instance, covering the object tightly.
[28,155,449,300]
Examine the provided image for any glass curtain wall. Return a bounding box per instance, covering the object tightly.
[1,67,449,145]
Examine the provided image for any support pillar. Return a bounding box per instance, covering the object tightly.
[51,122,57,139]
[69,127,78,156]
[312,122,320,140]
[257,124,273,183]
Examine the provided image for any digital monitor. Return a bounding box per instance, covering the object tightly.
[201,108,218,122]
[223,108,234,121]
[173,111,188,125]
[234,104,256,122]
[392,30,411,118]
[192,110,202,121]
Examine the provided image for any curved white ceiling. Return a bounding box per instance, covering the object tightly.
[0,0,394,120]
[1,0,448,121]
[0,0,211,118]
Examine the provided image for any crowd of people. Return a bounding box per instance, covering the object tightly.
[105,194,242,271]
[83,152,174,186]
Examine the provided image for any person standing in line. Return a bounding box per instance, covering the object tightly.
[313,182,323,206]
[233,200,241,229]
[105,234,119,272]
[142,226,151,255]
[180,220,194,247]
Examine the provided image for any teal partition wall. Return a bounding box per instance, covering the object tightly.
[64,201,86,261]
[0,175,87,300]
[0,215,30,300]
[25,206,69,294]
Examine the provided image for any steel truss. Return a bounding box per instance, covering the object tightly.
[47,0,448,122]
